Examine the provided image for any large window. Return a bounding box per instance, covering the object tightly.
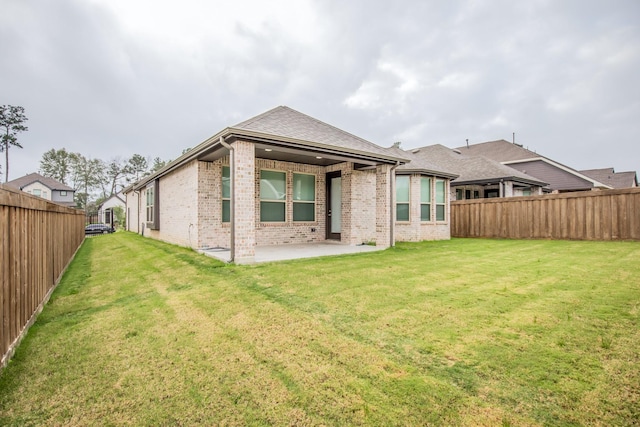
[260,170,286,222]
[396,175,410,222]
[293,173,315,221]
[222,166,230,222]
[146,186,154,223]
[420,177,431,221]
[436,179,446,221]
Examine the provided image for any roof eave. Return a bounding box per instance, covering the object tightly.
[396,168,459,179]
[226,127,410,164]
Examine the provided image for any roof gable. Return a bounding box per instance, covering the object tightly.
[231,106,404,161]
[455,139,540,162]
[5,173,74,192]
[580,168,638,189]
[456,140,611,190]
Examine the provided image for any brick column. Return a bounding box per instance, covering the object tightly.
[376,164,393,248]
[232,140,256,264]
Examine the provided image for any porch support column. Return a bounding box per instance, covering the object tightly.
[376,164,393,248]
[232,140,256,264]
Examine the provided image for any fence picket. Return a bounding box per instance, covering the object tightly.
[1,186,84,368]
[451,187,640,241]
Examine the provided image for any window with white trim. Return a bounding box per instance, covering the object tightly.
[146,186,154,223]
[293,173,315,221]
[436,179,446,221]
[260,170,286,222]
[420,177,431,221]
[396,175,410,222]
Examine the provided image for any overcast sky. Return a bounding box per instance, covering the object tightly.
[1,0,639,182]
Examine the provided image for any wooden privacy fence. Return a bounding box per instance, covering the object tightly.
[1,185,85,368]
[451,187,640,240]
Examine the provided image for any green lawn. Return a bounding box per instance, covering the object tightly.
[0,233,638,426]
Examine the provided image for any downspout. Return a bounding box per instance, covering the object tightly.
[219,136,234,263]
[389,161,400,247]
[134,190,140,233]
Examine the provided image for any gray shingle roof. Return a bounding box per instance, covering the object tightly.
[391,146,458,178]
[410,144,547,185]
[455,139,541,162]
[232,106,407,161]
[5,173,74,192]
[580,168,638,189]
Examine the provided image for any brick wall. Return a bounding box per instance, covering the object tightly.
[375,164,392,248]
[254,158,328,246]
[395,173,451,242]
[145,160,199,247]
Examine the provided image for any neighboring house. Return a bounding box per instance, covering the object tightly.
[408,144,547,200]
[97,193,126,226]
[580,168,638,189]
[5,172,76,207]
[456,140,611,193]
[125,106,456,263]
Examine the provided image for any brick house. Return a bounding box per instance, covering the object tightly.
[125,106,456,263]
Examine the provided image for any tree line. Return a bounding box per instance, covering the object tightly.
[39,148,168,209]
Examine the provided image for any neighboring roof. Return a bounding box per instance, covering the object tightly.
[98,193,126,209]
[133,106,409,190]
[5,172,74,192]
[455,139,611,190]
[389,145,458,179]
[580,168,638,189]
[455,139,540,162]
[408,144,547,186]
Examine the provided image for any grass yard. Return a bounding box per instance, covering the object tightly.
[0,233,638,426]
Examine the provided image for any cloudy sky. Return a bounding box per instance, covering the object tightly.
[1,0,639,182]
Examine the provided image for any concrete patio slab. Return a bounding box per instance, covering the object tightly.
[198,241,384,264]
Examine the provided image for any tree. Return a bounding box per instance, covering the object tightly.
[104,157,128,197]
[69,153,105,209]
[0,105,28,182]
[150,157,167,173]
[40,148,72,184]
[112,205,125,229]
[125,154,149,182]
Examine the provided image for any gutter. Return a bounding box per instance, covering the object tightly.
[389,161,400,248]
[218,136,234,263]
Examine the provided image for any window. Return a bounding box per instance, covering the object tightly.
[222,166,230,222]
[146,186,154,223]
[456,188,463,201]
[42,191,48,199]
[145,180,160,229]
[293,173,315,221]
[33,189,41,197]
[60,191,67,196]
[522,189,532,196]
[436,179,446,221]
[396,175,410,221]
[420,177,431,221]
[260,170,286,222]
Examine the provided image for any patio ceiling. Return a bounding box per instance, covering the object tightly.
[198,138,382,170]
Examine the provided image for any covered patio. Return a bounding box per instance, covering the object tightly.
[198,241,385,264]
